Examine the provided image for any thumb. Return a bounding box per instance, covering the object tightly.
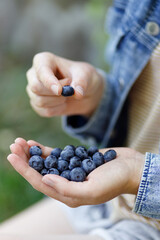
[70,65,89,100]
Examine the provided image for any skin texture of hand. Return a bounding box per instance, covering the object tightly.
[7,138,145,208]
[26,52,104,118]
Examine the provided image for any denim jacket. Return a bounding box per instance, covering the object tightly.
[63,0,160,219]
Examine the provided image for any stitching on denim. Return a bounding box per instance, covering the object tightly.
[134,152,151,213]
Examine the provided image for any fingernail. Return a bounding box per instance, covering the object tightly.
[51,85,59,95]
[42,177,54,187]
[75,86,84,96]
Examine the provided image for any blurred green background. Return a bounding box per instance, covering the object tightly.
[0,0,111,223]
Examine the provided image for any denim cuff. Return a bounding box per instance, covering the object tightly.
[133,152,160,219]
[62,71,113,146]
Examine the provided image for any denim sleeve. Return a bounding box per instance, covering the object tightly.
[62,70,114,146]
[133,152,160,219]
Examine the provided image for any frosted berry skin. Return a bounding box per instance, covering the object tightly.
[64,145,75,151]
[92,152,104,167]
[87,146,98,156]
[44,155,58,169]
[69,156,81,170]
[75,146,88,160]
[70,167,86,182]
[104,149,117,162]
[62,86,74,97]
[40,168,48,176]
[81,159,96,174]
[29,146,42,156]
[29,155,44,171]
[57,160,69,172]
[47,168,59,175]
[60,149,74,161]
[60,170,71,180]
[51,148,62,158]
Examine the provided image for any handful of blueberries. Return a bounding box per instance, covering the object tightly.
[29,145,117,182]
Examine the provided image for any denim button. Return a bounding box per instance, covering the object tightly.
[145,22,160,36]
[119,77,124,89]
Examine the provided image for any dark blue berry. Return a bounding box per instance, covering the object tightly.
[104,149,117,162]
[57,160,69,172]
[40,168,48,176]
[69,156,81,170]
[87,146,98,156]
[29,146,42,156]
[44,155,57,169]
[60,149,74,161]
[62,86,74,97]
[51,148,62,158]
[75,146,88,160]
[70,167,86,182]
[82,159,96,174]
[64,145,75,152]
[29,155,44,171]
[92,152,104,167]
[47,168,59,175]
[60,170,71,180]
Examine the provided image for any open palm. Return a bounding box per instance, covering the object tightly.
[7,138,144,207]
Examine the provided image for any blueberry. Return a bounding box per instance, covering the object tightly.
[69,156,81,170]
[92,152,104,167]
[29,155,44,171]
[75,146,88,160]
[87,146,98,156]
[44,155,57,169]
[70,167,86,182]
[81,159,96,174]
[62,86,74,97]
[64,145,75,152]
[104,149,117,162]
[60,170,71,180]
[47,168,59,175]
[57,160,69,172]
[60,149,74,161]
[51,148,62,158]
[29,146,42,156]
[40,168,48,176]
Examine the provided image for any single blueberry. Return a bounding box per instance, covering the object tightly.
[60,149,74,161]
[29,155,44,171]
[44,155,58,169]
[64,145,75,152]
[40,168,48,176]
[69,156,81,170]
[87,146,99,156]
[104,149,117,162]
[47,168,59,175]
[57,160,69,172]
[51,148,62,158]
[81,159,96,174]
[92,152,104,167]
[75,146,88,160]
[62,86,74,97]
[60,170,71,180]
[70,167,86,182]
[29,146,42,156]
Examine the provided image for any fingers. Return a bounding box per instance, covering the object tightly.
[33,53,62,95]
[10,143,28,162]
[70,65,89,100]
[14,137,30,158]
[26,86,66,108]
[7,153,78,206]
[42,174,92,200]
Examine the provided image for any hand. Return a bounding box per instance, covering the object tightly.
[7,138,145,207]
[26,52,104,118]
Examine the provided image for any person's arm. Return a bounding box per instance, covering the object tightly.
[133,152,160,219]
